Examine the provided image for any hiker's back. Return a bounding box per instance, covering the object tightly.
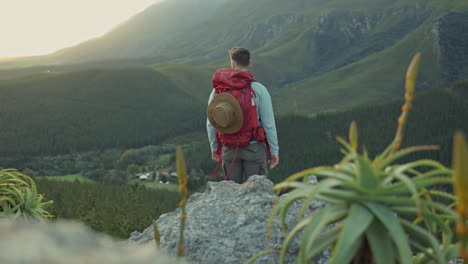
[206,47,279,184]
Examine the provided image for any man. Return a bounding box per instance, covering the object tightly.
[207,47,279,184]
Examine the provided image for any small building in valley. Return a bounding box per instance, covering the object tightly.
[136,173,150,181]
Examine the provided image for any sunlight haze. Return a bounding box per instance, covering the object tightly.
[0,0,164,57]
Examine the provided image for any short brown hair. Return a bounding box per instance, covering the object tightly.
[228,47,250,67]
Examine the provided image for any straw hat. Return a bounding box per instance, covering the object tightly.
[207,93,243,133]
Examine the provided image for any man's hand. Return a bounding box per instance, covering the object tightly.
[212,152,221,162]
[269,155,279,169]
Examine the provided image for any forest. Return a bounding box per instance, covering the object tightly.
[0,67,205,157]
[3,80,467,191]
[186,80,468,183]
[34,178,180,238]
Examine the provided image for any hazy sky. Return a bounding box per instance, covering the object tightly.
[0,0,164,57]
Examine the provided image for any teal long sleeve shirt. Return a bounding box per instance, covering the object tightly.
[206,82,279,156]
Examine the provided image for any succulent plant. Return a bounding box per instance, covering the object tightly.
[0,168,53,222]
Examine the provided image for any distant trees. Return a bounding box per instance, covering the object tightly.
[35,179,180,238]
[0,144,179,183]
[0,67,204,158]
[269,87,468,183]
[3,78,468,193]
[103,170,128,185]
[185,83,468,184]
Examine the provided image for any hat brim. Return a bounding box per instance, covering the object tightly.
[207,93,243,134]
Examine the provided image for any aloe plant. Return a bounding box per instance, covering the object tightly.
[0,168,53,222]
[247,54,460,264]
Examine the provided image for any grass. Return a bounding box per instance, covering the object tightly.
[137,181,180,193]
[43,174,179,192]
[151,153,173,166]
[42,174,95,183]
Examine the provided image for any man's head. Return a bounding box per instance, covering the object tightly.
[228,47,251,70]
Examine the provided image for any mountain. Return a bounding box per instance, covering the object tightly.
[44,0,228,64]
[273,10,468,114]
[1,0,468,159]
[2,0,468,111]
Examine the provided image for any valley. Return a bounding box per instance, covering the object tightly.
[2,0,468,242]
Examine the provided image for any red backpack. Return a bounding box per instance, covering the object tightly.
[210,68,268,180]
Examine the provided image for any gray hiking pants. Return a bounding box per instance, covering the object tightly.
[221,142,268,184]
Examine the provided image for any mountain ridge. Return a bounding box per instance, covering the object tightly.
[1,5,468,117]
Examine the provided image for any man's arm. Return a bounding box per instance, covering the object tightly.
[253,82,279,168]
[207,90,219,161]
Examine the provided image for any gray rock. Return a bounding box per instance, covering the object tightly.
[0,219,183,264]
[129,175,329,264]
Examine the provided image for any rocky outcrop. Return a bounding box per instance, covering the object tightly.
[436,12,468,83]
[241,14,308,50]
[0,219,183,264]
[129,175,329,264]
[305,7,431,76]
[2,175,461,264]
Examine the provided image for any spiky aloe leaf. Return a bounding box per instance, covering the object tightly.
[356,155,378,190]
[424,190,456,202]
[293,205,347,264]
[269,179,343,235]
[336,136,357,155]
[400,219,445,263]
[364,202,413,264]
[330,204,374,264]
[268,183,316,236]
[381,176,453,196]
[377,145,440,170]
[366,220,396,264]
[245,249,280,264]
[302,223,343,261]
[295,178,347,222]
[279,216,314,264]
